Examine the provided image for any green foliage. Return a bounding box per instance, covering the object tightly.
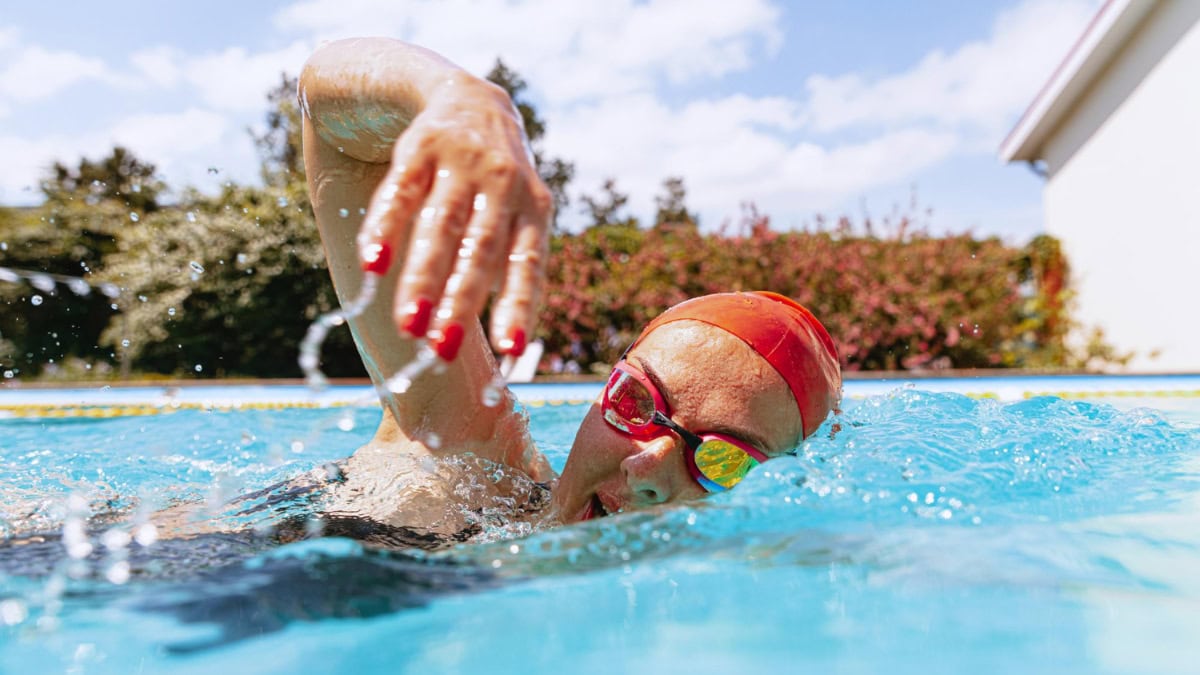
[0,147,162,376]
[0,79,363,380]
[97,182,361,377]
[44,146,164,213]
[539,208,1104,374]
[653,177,697,229]
[253,75,305,188]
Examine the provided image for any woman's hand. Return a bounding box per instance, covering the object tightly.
[356,72,551,362]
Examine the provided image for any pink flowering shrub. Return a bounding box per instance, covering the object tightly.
[540,212,1072,374]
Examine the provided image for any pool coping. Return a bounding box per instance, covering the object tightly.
[2,373,1199,419]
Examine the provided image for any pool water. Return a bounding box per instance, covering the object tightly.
[2,380,1200,674]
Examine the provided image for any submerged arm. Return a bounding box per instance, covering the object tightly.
[299,38,551,479]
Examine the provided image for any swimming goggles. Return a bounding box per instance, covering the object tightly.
[601,360,769,492]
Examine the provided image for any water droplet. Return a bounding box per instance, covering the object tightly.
[121,339,130,348]
[291,440,304,454]
[3,371,13,379]
[481,375,505,408]
[133,523,158,547]
[424,432,441,449]
[167,307,176,316]
[193,364,202,372]
[186,211,197,223]
[338,208,349,218]
[67,278,90,296]
[105,560,131,584]
[129,212,140,222]
[100,528,131,551]
[99,283,121,298]
[0,599,28,626]
[305,517,325,537]
[30,274,55,292]
[277,196,289,207]
[30,295,43,306]
[189,261,205,275]
[336,411,356,431]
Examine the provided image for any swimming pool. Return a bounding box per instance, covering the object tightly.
[2,376,1199,674]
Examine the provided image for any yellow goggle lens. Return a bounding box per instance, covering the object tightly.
[694,439,759,489]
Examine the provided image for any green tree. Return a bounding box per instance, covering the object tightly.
[98,182,360,377]
[653,176,697,228]
[96,76,362,378]
[44,145,164,213]
[0,147,165,376]
[486,59,575,228]
[580,178,638,229]
[252,74,305,188]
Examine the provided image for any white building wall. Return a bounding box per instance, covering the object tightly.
[1042,0,1200,372]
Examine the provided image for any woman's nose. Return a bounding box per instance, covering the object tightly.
[620,434,680,506]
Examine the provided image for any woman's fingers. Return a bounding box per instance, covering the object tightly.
[435,192,515,359]
[392,175,475,349]
[352,74,550,363]
[357,150,433,275]
[490,198,550,357]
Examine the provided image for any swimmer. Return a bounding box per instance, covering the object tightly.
[298,38,842,541]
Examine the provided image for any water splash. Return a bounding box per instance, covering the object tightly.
[0,266,119,301]
[298,272,380,390]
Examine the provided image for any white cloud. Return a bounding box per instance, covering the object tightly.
[0,133,107,204]
[0,44,127,103]
[274,0,781,103]
[804,0,1100,139]
[0,109,244,205]
[182,41,313,112]
[547,92,957,229]
[0,0,1098,239]
[109,109,229,158]
[270,0,1091,231]
[130,46,183,88]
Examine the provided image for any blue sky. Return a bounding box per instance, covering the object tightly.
[0,0,1101,241]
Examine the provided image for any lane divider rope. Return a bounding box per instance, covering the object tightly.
[2,390,1198,419]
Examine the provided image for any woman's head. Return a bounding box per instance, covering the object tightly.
[554,292,841,522]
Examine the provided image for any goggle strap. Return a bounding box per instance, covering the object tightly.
[651,410,704,448]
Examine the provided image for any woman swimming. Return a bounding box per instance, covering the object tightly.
[297,38,842,541]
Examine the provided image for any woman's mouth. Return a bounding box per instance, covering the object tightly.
[579,493,609,521]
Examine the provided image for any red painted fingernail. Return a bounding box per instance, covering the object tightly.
[362,242,392,275]
[504,328,526,357]
[434,322,464,362]
[399,298,434,338]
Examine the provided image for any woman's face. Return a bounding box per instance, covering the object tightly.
[554,320,804,523]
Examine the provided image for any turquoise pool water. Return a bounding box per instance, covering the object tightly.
[2,378,1200,674]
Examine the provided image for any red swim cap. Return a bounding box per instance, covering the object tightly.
[631,291,842,439]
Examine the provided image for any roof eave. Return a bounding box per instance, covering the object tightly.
[999,0,1158,163]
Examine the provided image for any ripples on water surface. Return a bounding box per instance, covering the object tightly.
[2,389,1199,674]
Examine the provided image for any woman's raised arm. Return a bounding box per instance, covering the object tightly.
[299,38,550,478]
